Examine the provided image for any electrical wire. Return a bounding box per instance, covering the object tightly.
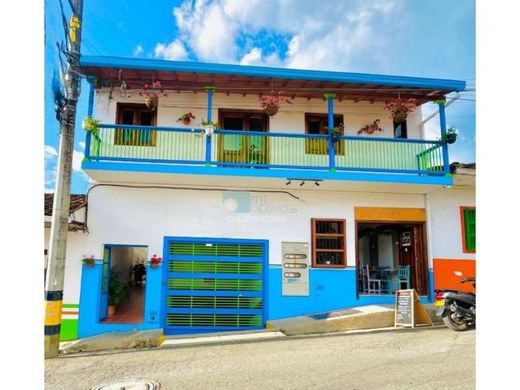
[82,183,302,232]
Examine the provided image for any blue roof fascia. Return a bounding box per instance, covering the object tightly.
[80,55,466,92]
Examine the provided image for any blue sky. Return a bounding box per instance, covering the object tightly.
[44,0,475,194]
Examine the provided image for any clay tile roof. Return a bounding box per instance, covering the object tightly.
[44,193,87,216]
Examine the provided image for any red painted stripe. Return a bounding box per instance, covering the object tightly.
[62,311,79,315]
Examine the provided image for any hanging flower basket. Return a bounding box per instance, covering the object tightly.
[144,95,158,111]
[149,254,162,269]
[82,255,95,268]
[384,98,417,124]
[263,105,279,116]
[258,90,292,116]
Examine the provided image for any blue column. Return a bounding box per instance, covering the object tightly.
[325,93,336,172]
[205,86,215,167]
[437,99,450,175]
[85,78,95,161]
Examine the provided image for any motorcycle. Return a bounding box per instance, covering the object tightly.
[434,271,476,331]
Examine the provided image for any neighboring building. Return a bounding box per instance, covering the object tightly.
[44,193,87,341]
[52,56,475,340]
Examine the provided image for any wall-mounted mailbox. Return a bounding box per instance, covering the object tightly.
[282,242,309,296]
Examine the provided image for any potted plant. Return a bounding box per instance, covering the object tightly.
[384,98,417,124]
[357,119,383,135]
[441,126,458,144]
[325,123,344,141]
[200,119,219,135]
[82,117,101,139]
[149,254,162,269]
[141,80,162,111]
[108,271,127,317]
[82,255,95,268]
[178,112,196,125]
[258,90,293,116]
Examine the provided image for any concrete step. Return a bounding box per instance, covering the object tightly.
[60,329,165,355]
[267,304,442,336]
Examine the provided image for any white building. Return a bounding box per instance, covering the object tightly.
[54,56,475,339]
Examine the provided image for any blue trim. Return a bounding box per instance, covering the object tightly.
[327,95,335,170]
[82,160,454,186]
[80,55,466,92]
[438,102,451,173]
[87,77,95,117]
[98,123,204,133]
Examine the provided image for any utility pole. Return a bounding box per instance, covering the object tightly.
[44,0,84,359]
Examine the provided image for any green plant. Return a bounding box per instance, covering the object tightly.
[108,271,128,306]
[82,255,95,267]
[82,117,101,139]
[441,126,458,144]
[200,119,219,130]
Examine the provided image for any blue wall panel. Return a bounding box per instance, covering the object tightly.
[267,266,434,321]
[78,261,163,339]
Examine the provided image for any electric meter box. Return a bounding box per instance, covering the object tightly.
[281,242,309,296]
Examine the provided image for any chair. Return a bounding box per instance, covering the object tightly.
[398,265,411,289]
[363,265,382,294]
[379,267,393,294]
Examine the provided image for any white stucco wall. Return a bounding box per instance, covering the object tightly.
[44,228,88,304]
[93,90,424,139]
[427,187,476,260]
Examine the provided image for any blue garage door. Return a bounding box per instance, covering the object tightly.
[163,238,267,335]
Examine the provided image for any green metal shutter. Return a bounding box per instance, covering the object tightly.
[463,208,476,252]
[163,240,266,335]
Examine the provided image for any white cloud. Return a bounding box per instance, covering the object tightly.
[78,141,85,150]
[154,39,189,60]
[157,0,399,70]
[240,47,262,65]
[45,145,58,160]
[133,44,144,56]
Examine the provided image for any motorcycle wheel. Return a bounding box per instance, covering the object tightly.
[442,310,469,331]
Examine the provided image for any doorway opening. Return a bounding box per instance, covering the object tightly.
[99,245,148,324]
[217,110,269,165]
[357,222,428,295]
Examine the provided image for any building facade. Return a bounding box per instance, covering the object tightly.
[55,56,475,339]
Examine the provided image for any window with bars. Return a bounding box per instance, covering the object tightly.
[115,103,157,146]
[311,218,346,267]
[460,207,476,253]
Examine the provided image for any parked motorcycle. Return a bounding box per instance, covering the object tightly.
[434,271,476,331]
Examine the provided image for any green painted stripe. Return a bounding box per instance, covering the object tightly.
[167,295,262,309]
[169,261,262,274]
[166,314,262,327]
[168,278,262,291]
[60,319,79,341]
[170,243,263,257]
[62,303,80,308]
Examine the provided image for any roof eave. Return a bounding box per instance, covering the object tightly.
[80,55,466,93]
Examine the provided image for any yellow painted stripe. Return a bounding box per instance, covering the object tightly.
[44,300,63,326]
[355,207,426,222]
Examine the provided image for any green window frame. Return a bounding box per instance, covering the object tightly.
[460,207,476,253]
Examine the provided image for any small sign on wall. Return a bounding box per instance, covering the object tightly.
[401,231,411,247]
[282,242,309,296]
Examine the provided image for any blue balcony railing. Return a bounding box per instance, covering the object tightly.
[85,124,448,176]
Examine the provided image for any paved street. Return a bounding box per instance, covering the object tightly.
[45,327,475,390]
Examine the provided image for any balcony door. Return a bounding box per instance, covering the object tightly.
[218,110,269,165]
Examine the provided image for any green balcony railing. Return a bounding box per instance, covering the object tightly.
[86,124,448,176]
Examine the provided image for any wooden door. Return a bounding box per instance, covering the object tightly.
[218,111,268,164]
[413,224,428,295]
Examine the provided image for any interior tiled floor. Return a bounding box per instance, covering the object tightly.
[101,284,145,324]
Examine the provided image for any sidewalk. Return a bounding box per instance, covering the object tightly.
[59,304,442,355]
